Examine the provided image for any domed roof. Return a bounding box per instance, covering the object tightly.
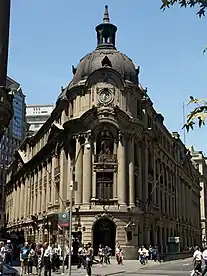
[71,48,138,86]
[69,6,139,88]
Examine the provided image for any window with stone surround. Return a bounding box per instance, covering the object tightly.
[96,172,113,201]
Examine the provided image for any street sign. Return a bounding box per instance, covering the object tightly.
[58,212,70,228]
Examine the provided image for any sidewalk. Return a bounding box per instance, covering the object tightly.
[16,258,191,276]
[52,259,162,276]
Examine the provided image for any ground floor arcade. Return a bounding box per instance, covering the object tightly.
[6,211,200,259]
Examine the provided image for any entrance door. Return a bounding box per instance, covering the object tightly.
[93,218,116,255]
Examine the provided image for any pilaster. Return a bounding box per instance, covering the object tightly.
[24,177,29,219]
[92,141,96,199]
[60,149,67,211]
[117,132,126,206]
[144,143,149,202]
[82,134,92,207]
[75,136,83,205]
[128,135,135,207]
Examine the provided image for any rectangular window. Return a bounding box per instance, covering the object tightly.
[96,172,113,201]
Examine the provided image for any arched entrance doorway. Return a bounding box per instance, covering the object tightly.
[93,218,116,255]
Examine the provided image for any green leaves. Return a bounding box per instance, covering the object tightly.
[183,96,207,131]
[161,0,207,17]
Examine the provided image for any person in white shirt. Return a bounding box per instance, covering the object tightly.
[138,246,147,265]
[202,246,207,275]
[43,243,52,276]
[192,246,202,275]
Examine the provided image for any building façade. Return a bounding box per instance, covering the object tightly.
[5,6,201,259]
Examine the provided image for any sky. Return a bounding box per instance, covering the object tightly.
[8,0,207,154]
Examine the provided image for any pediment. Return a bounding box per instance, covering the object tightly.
[12,151,25,174]
[47,123,64,142]
[182,151,193,179]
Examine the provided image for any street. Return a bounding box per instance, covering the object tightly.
[63,258,199,276]
[14,258,199,276]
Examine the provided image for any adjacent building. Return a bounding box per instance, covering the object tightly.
[5,7,202,258]
[26,104,54,133]
[189,146,207,248]
[0,77,26,230]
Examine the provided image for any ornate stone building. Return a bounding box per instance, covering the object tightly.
[189,146,207,248]
[5,6,201,258]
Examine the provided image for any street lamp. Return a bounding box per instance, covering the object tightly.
[68,140,91,276]
[0,0,13,136]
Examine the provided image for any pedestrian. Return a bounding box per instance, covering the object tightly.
[77,243,85,269]
[4,240,13,266]
[36,243,44,276]
[28,243,35,274]
[20,242,30,276]
[115,245,123,265]
[98,244,104,266]
[85,242,93,276]
[104,246,111,265]
[191,246,202,276]
[0,241,5,275]
[148,245,153,260]
[202,246,207,275]
[43,242,52,276]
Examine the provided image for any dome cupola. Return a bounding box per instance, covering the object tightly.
[59,5,139,95]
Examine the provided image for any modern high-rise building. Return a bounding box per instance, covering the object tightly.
[0,77,26,230]
[26,104,54,133]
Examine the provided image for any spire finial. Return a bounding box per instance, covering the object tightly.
[103,5,110,23]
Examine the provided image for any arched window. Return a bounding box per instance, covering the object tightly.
[96,130,114,155]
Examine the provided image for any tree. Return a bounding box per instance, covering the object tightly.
[161,0,207,130]
[161,0,207,17]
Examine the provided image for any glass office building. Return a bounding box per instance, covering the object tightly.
[0,77,26,231]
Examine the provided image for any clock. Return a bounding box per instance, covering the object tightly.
[98,89,113,104]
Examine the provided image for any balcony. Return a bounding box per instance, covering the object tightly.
[94,154,117,164]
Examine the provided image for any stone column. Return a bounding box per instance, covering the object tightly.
[42,166,46,213]
[117,133,126,206]
[162,165,165,215]
[92,141,96,199]
[46,162,50,211]
[20,179,24,218]
[113,170,117,199]
[24,177,29,219]
[144,145,149,202]
[75,138,83,205]
[33,173,37,215]
[82,138,92,206]
[28,176,32,218]
[166,169,169,217]
[51,157,55,205]
[37,168,41,214]
[138,144,142,199]
[113,140,118,199]
[128,135,135,207]
[12,185,17,221]
[153,156,156,204]
[67,153,72,201]
[60,150,67,211]
[16,183,20,220]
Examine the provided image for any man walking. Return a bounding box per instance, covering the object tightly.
[202,246,207,275]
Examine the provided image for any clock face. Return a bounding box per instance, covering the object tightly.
[98,89,113,104]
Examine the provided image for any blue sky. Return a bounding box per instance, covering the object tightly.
[8,0,207,153]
